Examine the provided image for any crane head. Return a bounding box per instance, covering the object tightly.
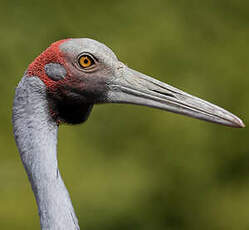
[27,38,244,127]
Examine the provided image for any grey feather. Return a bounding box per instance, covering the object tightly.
[12,76,79,230]
[45,63,67,81]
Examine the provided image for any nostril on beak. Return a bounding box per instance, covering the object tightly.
[151,89,176,98]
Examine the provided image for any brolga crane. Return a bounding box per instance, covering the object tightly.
[13,38,244,230]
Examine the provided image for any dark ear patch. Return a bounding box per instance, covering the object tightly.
[44,63,67,81]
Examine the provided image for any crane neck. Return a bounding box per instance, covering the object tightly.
[12,76,79,230]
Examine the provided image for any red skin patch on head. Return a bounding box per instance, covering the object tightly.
[27,39,71,90]
[27,39,96,125]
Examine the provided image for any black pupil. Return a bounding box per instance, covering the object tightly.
[84,58,89,64]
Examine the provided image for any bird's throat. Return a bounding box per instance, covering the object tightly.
[47,92,93,125]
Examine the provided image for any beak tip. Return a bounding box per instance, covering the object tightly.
[239,120,246,128]
[233,117,245,128]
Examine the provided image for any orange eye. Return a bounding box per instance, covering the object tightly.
[78,55,94,68]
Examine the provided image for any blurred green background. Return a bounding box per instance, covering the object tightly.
[0,0,249,229]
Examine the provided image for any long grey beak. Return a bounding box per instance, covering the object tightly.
[107,64,244,128]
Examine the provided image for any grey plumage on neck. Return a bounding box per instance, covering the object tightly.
[12,76,79,230]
